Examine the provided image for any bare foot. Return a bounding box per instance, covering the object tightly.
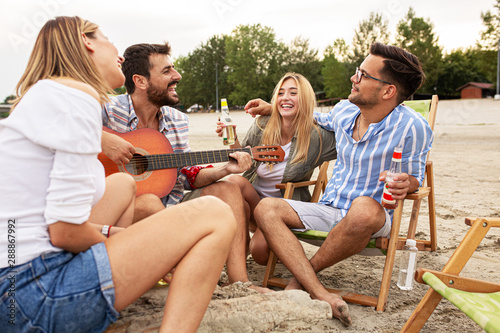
[248,284,274,293]
[286,279,351,326]
[284,277,305,291]
[323,293,351,327]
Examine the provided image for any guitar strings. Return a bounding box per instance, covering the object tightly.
[99,147,282,169]
[99,150,245,168]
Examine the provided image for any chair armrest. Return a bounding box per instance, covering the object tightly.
[415,268,500,293]
[465,217,500,227]
[405,187,431,200]
[275,180,316,190]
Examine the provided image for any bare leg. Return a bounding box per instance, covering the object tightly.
[89,173,136,227]
[285,277,305,291]
[225,175,271,264]
[248,228,270,265]
[225,175,262,229]
[106,196,236,333]
[201,180,272,293]
[254,198,351,326]
[286,196,387,293]
[133,193,165,223]
[308,196,386,273]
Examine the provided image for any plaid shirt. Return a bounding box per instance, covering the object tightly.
[102,94,209,206]
[316,100,433,221]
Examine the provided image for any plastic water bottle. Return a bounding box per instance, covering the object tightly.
[397,239,418,290]
[221,98,235,145]
[382,145,403,209]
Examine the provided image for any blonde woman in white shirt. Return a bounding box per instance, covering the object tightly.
[0,16,235,333]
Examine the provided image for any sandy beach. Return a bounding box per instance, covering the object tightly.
[105,98,500,333]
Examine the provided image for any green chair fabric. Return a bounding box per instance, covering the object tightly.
[423,272,500,333]
[291,230,386,255]
[403,99,431,119]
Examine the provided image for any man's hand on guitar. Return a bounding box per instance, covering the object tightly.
[225,151,252,174]
[102,130,136,165]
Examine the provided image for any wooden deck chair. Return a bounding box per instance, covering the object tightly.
[401,217,500,332]
[262,95,439,311]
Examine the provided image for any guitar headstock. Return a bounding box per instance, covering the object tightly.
[250,146,285,163]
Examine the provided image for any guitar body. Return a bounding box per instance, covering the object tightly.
[98,128,177,198]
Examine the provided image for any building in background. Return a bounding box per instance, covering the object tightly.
[456,82,494,99]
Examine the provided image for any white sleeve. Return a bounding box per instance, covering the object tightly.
[44,150,102,225]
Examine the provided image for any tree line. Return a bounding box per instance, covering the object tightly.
[3,3,498,108]
[173,4,499,109]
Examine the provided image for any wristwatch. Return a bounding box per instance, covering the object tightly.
[101,225,110,237]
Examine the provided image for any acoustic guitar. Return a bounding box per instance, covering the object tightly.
[98,127,285,197]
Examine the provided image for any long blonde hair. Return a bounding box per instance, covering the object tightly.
[12,16,113,109]
[260,72,320,164]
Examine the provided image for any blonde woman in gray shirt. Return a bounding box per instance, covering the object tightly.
[217,73,336,265]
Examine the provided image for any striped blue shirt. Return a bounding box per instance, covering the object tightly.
[102,94,195,206]
[315,99,433,220]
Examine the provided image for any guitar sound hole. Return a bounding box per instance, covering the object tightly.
[125,154,149,175]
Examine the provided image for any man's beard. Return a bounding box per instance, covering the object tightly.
[348,85,381,107]
[147,81,179,107]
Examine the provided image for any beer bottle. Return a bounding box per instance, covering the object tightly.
[221,98,235,145]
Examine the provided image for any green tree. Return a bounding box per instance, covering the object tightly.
[175,35,229,109]
[282,37,323,92]
[478,0,500,50]
[3,94,16,104]
[395,7,443,94]
[327,38,350,62]
[477,0,500,91]
[350,12,390,65]
[471,48,497,84]
[113,86,126,95]
[436,49,485,97]
[225,24,287,104]
[321,39,353,99]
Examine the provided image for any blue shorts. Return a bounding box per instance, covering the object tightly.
[285,199,392,238]
[0,242,118,333]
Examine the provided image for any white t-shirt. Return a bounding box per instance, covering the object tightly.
[0,80,105,268]
[252,142,291,198]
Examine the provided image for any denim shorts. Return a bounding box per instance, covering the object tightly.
[0,242,118,333]
[285,199,392,238]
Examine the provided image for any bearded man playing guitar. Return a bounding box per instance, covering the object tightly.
[101,42,273,293]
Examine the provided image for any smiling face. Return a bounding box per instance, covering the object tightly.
[89,29,125,90]
[277,78,299,121]
[146,53,182,107]
[348,54,387,107]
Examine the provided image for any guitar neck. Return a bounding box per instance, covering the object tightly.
[146,147,252,170]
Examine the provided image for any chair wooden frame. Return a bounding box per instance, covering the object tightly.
[401,217,500,332]
[262,96,439,311]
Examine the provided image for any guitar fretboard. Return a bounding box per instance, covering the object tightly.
[142,148,252,171]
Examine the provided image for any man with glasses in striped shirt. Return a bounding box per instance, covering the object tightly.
[246,42,433,326]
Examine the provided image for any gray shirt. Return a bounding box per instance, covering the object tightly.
[241,116,337,202]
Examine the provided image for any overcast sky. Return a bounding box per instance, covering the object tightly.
[0,0,494,100]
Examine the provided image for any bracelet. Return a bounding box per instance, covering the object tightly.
[101,225,110,238]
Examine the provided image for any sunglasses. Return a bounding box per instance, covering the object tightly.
[354,67,392,85]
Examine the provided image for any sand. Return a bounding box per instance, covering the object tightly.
[106,98,500,332]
